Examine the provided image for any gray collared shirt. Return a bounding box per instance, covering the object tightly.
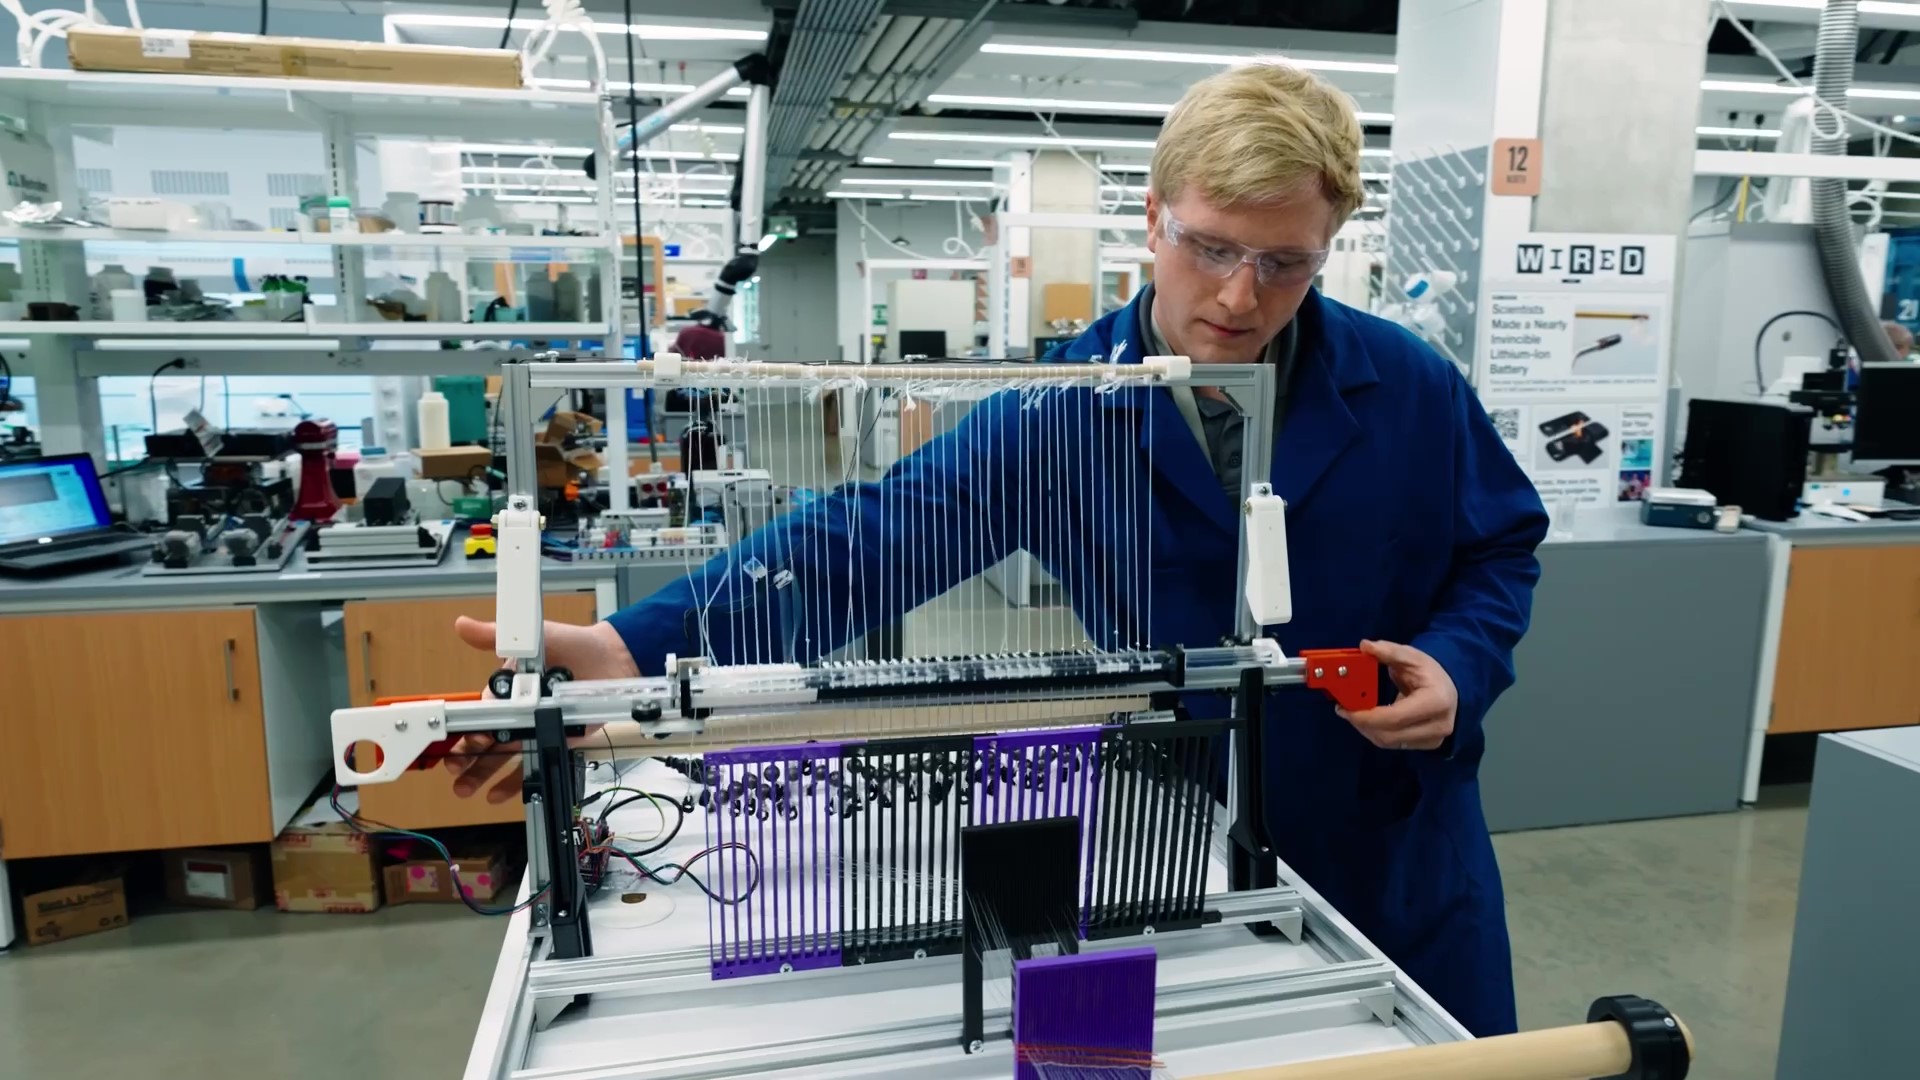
[1137,283,1299,506]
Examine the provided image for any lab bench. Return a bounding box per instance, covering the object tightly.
[0,547,693,874]
[1740,515,1920,767]
[1776,727,1920,1079]
[1478,505,1772,832]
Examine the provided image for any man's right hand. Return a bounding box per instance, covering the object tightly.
[444,617,639,803]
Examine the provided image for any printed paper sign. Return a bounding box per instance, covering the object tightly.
[1476,234,1675,504]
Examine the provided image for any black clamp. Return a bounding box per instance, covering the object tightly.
[1588,995,1689,1080]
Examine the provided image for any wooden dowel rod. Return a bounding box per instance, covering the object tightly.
[1191,1017,1691,1080]
[573,698,1152,760]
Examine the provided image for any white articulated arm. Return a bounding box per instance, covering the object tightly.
[1243,483,1293,627]
[494,494,546,663]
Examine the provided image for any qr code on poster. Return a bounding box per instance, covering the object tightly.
[1489,408,1520,441]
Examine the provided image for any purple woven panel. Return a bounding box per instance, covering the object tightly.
[973,727,1106,934]
[1012,948,1158,1080]
[704,742,845,979]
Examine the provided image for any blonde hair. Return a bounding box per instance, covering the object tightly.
[1150,61,1365,220]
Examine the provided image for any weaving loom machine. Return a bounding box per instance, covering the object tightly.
[331,356,1693,1080]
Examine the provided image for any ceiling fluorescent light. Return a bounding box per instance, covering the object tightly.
[903,194,995,202]
[1355,112,1394,123]
[1359,171,1392,181]
[493,194,596,204]
[1360,148,1391,157]
[627,150,739,162]
[934,158,1012,169]
[1700,77,1920,102]
[860,156,895,164]
[827,190,905,199]
[1696,125,1783,138]
[889,131,1157,149]
[385,14,766,41]
[454,143,594,156]
[672,123,745,135]
[1728,0,1920,12]
[528,76,752,98]
[1699,79,1802,95]
[978,42,1396,74]
[929,92,1170,115]
[839,178,1001,188]
[1099,163,1153,174]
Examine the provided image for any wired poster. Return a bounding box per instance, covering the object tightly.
[1474,233,1676,505]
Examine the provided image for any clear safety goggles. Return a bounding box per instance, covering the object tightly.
[1160,208,1330,288]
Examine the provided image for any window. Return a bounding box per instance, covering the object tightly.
[97,375,376,460]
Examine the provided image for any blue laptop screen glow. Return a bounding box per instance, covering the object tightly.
[0,457,113,545]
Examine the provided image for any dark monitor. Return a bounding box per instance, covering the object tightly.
[1676,398,1812,521]
[898,330,947,359]
[1852,363,1920,464]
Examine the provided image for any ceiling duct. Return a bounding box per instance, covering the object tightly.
[765,0,891,195]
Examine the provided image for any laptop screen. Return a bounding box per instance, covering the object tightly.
[0,454,114,545]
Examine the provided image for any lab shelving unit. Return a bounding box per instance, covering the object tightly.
[0,66,628,458]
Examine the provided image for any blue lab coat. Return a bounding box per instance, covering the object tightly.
[607,288,1547,1036]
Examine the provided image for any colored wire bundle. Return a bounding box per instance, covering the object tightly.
[329,784,549,917]
[582,842,760,906]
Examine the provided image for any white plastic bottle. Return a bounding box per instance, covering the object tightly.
[353,448,393,501]
[416,390,451,450]
[91,264,136,318]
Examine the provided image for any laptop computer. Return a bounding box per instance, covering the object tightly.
[0,454,152,574]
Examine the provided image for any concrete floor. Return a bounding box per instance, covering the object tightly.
[0,786,1809,1079]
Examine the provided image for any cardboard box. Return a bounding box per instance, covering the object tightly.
[536,410,604,489]
[163,847,269,911]
[382,848,513,907]
[271,792,381,913]
[20,867,127,946]
[416,445,494,481]
[67,27,523,90]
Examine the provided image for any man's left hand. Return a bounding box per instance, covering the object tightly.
[1335,639,1458,752]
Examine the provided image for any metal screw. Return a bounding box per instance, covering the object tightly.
[1663,1017,1676,1029]
[967,1040,983,1054]
[913,948,927,959]
[394,719,409,731]
[780,962,794,974]
[1142,926,1155,936]
[1312,666,1324,679]
[427,717,442,729]
[1337,665,1348,677]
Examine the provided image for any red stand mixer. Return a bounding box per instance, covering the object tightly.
[292,418,343,523]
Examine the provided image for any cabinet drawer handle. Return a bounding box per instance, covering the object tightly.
[223,638,239,702]
[361,630,375,696]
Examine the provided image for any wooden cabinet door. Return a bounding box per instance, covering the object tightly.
[1771,545,1920,733]
[0,608,270,858]
[343,592,598,828]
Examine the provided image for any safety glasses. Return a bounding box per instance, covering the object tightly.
[1159,208,1329,288]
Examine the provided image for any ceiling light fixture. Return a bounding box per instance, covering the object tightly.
[384,14,767,41]
[827,190,904,199]
[839,177,1001,188]
[454,142,594,156]
[978,42,1396,74]
[889,131,1158,149]
[492,193,596,204]
[860,156,896,164]
[930,92,1170,115]
[530,76,751,97]
[1695,125,1784,138]
[1701,77,1920,102]
[934,158,1013,169]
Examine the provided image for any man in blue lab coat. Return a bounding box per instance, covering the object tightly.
[448,63,1547,1037]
